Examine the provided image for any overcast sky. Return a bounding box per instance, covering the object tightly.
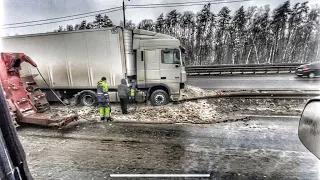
[1,0,319,35]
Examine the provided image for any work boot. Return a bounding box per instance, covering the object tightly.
[106,117,112,122]
[100,117,105,121]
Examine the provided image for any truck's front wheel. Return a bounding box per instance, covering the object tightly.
[150,90,169,106]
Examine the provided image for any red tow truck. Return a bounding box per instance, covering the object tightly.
[0,52,78,127]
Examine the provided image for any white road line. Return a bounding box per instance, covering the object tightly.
[110,174,211,178]
[187,79,302,81]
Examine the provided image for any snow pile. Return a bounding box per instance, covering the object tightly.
[50,85,219,124]
[124,100,218,123]
[181,85,217,98]
[49,98,306,124]
[50,99,218,123]
[49,106,99,121]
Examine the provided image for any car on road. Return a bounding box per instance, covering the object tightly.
[296,62,320,78]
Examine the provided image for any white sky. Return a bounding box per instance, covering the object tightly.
[1,0,319,35]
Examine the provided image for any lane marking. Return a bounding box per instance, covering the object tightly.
[187,78,320,81]
[110,174,211,178]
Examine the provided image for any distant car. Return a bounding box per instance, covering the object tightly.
[296,62,320,78]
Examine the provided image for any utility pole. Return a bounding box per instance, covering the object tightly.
[122,0,126,28]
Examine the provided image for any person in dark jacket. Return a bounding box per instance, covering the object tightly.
[118,79,130,114]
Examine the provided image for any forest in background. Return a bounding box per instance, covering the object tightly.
[55,1,320,66]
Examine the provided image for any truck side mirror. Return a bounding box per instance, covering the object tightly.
[298,98,320,159]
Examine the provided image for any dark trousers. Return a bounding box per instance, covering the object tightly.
[120,97,128,114]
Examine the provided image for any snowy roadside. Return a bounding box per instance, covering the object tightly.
[49,85,307,124]
[51,100,219,124]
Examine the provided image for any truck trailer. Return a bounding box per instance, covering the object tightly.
[1,27,187,106]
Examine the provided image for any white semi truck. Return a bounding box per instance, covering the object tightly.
[1,27,187,106]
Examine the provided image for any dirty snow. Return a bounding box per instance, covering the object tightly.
[210,98,307,116]
[51,99,219,124]
[50,97,307,124]
[181,85,218,98]
[47,86,308,124]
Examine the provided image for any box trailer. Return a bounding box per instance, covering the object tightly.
[1,27,187,106]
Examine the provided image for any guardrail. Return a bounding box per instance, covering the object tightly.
[186,63,304,76]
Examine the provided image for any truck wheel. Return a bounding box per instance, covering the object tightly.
[308,72,315,78]
[80,91,97,106]
[150,90,169,106]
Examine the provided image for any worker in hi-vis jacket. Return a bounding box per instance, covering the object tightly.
[97,77,111,121]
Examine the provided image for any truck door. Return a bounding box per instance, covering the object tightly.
[160,49,182,94]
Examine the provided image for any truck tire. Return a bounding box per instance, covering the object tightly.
[150,90,169,106]
[80,91,97,106]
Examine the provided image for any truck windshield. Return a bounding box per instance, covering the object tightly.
[162,49,181,64]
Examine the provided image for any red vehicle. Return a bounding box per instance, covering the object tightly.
[0,52,78,127]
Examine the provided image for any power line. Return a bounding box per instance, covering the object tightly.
[127,0,226,7]
[3,6,122,26]
[2,8,122,29]
[2,0,251,29]
[127,0,252,9]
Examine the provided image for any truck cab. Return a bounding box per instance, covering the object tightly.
[124,29,187,106]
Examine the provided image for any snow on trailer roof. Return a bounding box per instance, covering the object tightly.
[133,29,175,40]
[2,26,122,39]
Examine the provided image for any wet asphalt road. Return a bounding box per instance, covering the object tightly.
[187,74,320,90]
[18,116,319,180]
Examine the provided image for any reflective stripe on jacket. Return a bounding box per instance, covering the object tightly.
[97,80,109,103]
[130,89,135,97]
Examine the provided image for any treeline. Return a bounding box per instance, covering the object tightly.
[54,14,114,32]
[55,1,320,65]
